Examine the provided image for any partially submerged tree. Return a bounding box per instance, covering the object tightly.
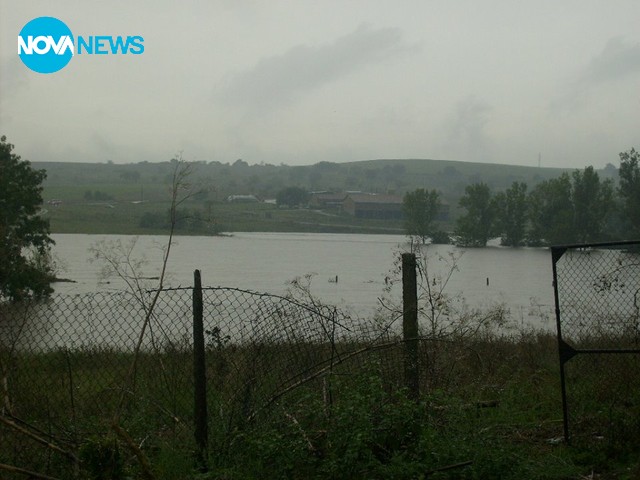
[0,136,54,301]
[403,188,442,244]
[527,167,613,245]
[455,182,496,247]
[571,166,614,244]
[527,174,573,246]
[493,181,528,247]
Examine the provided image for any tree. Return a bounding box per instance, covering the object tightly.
[527,167,613,246]
[90,156,196,478]
[232,158,248,168]
[571,166,613,243]
[618,148,640,238]
[403,188,441,244]
[455,183,496,247]
[493,182,528,246]
[527,174,573,246]
[0,136,54,301]
[276,186,309,207]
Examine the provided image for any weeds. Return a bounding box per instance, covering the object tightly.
[2,241,640,478]
[2,323,640,478]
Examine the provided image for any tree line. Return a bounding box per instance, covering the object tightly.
[404,149,640,247]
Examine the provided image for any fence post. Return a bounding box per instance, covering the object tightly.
[193,269,208,471]
[402,253,420,400]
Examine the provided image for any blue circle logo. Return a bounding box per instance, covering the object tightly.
[18,17,74,74]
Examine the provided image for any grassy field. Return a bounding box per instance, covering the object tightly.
[3,330,639,479]
[43,190,408,235]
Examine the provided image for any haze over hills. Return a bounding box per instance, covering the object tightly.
[34,157,619,235]
[35,157,617,203]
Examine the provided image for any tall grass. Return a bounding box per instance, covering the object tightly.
[3,327,639,479]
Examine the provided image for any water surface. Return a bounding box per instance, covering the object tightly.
[51,232,555,327]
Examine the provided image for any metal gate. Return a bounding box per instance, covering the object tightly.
[552,240,640,443]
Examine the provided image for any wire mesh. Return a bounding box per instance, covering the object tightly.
[0,285,403,477]
[553,241,640,443]
[555,246,640,346]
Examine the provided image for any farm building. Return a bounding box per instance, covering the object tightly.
[309,192,347,209]
[342,193,404,220]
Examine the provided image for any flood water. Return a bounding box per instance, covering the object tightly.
[50,232,556,329]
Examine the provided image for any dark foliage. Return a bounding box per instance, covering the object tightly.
[0,135,54,301]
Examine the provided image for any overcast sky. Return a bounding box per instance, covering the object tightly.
[1,1,639,168]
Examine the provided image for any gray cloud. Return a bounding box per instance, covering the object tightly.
[443,96,494,162]
[580,36,640,84]
[3,1,638,169]
[90,132,118,159]
[550,36,640,113]
[216,24,417,114]
[0,56,29,112]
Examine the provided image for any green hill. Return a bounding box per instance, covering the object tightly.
[34,158,617,234]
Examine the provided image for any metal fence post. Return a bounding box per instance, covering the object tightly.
[551,246,571,444]
[402,253,420,400]
[193,270,208,471]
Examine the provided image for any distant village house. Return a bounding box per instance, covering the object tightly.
[342,193,404,220]
[309,191,449,222]
[308,192,347,209]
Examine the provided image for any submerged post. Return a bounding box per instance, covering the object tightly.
[193,270,208,470]
[402,253,420,400]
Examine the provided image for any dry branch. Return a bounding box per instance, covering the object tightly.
[0,414,78,463]
[112,423,156,480]
[0,462,61,480]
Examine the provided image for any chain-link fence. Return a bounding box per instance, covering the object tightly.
[552,240,640,444]
[0,249,576,478]
[0,290,194,477]
[0,279,410,477]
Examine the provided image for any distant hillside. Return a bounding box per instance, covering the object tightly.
[35,158,615,204]
[33,158,619,234]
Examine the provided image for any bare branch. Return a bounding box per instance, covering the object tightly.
[112,423,156,480]
[0,462,61,480]
[0,414,78,463]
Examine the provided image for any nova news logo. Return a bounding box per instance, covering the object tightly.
[18,16,144,74]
